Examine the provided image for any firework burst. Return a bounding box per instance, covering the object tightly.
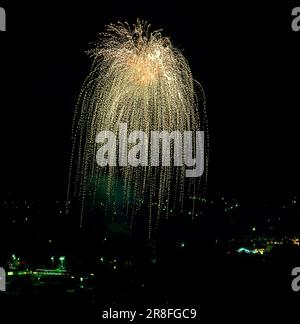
[68,20,208,238]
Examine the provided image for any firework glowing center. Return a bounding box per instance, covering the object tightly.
[127,51,163,85]
[68,20,208,238]
[114,29,170,86]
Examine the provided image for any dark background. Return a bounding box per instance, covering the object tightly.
[0,1,299,202]
[0,2,300,322]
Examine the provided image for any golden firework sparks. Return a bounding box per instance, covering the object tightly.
[68,19,208,238]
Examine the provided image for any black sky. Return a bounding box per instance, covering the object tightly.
[1,1,299,200]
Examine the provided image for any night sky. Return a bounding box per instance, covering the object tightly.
[1,2,299,200]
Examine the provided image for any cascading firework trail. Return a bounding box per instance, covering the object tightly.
[67,20,208,238]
